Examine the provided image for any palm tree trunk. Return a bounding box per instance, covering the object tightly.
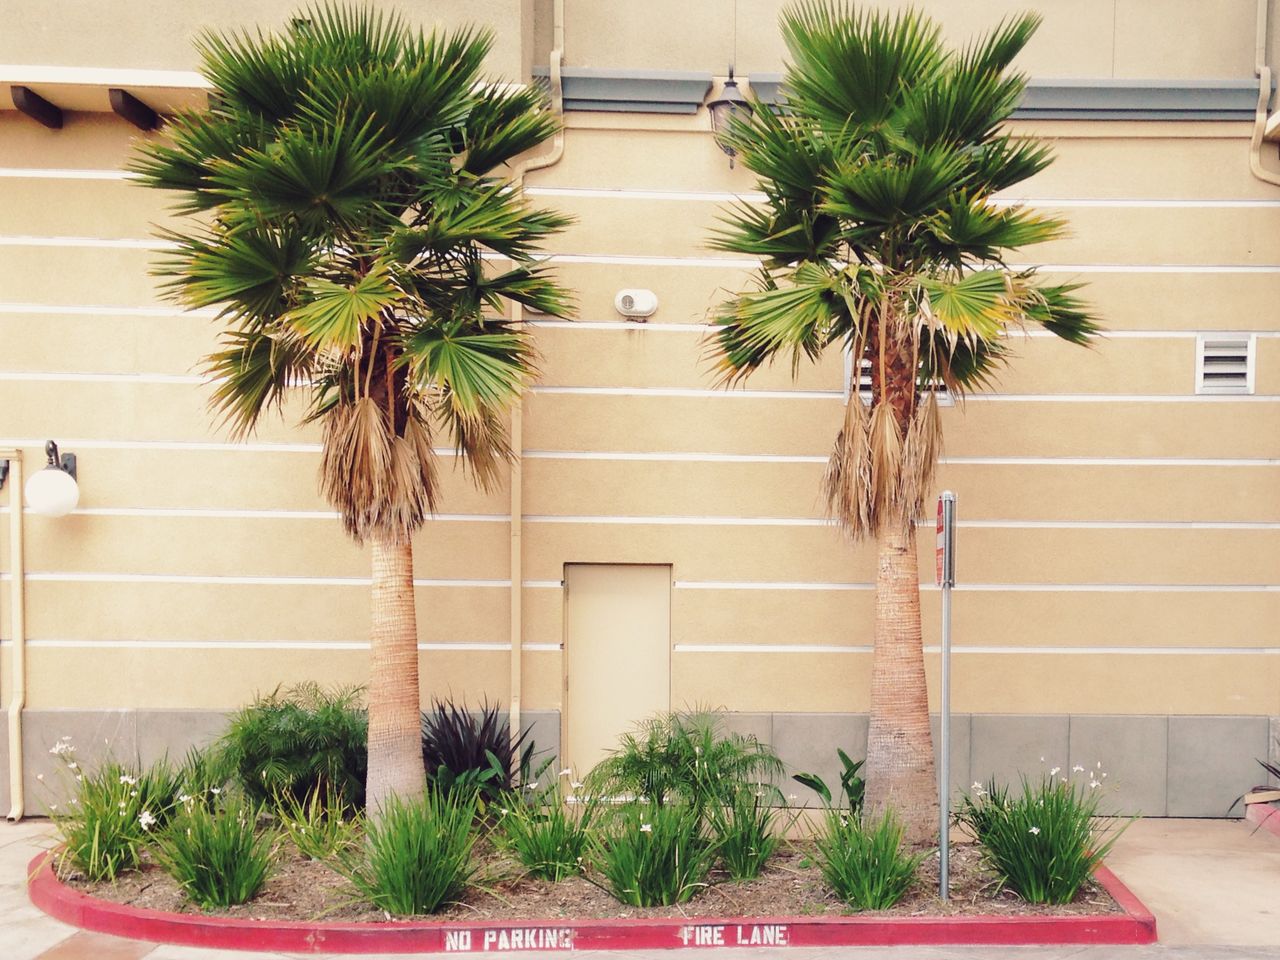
[365,533,426,814]
[863,524,937,844]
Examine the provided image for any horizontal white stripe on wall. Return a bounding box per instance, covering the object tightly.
[6,170,1278,211]
[2,572,1274,593]
[0,572,510,587]
[0,638,560,652]
[673,643,1280,655]
[5,370,1280,404]
[1,436,1277,468]
[6,234,1280,275]
[3,506,1277,530]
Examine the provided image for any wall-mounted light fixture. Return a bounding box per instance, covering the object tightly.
[706,68,749,168]
[24,441,79,517]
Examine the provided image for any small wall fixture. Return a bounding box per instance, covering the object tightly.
[706,69,749,167]
[24,441,79,517]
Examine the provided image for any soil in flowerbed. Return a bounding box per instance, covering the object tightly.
[63,837,1122,923]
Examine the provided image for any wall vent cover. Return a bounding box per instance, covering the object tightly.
[1196,334,1254,395]
[853,358,953,405]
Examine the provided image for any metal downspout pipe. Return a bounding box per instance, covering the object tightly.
[2,451,26,821]
[1251,0,1280,186]
[508,0,566,761]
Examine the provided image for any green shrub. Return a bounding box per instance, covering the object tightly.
[216,683,367,809]
[587,710,782,812]
[956,773,1128,905]
[337,789,477,915]
[153,795,276,908]
[792,749,865,815]
[496,781,597,882]
[46,746,152,882]
[814,810,924,910]
[420,699,534,804]
[176,744,235,797]
[590,801,718,906]
[277,786,362,861]
[708,788,780,881]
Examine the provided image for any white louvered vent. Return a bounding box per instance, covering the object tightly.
[1196,335,1254,395]
[852,358,953,406]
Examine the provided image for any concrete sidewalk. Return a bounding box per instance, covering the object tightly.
[3,818,1279,960]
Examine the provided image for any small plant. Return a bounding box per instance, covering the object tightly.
[152,794,276,908]
[496,776,598,882]
[421,699,534,804]
[708,787,780,881]
[956,771,1128,905]
[590,801,718,907]
[587,710,783,812]
[337,789,477,915]
[216,683,367,809]
[277,787,362,861]
[792,749,865,814]
[814,810,924,910]
[177,744,235,797]
[45,743,152,882]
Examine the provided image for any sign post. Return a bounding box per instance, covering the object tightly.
[936,491,956,900]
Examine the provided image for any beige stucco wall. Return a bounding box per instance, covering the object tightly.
[0,1,1278,724]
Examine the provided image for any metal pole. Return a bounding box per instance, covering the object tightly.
[938,491,956,899]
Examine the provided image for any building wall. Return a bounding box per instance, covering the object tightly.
[1,0,1278,816]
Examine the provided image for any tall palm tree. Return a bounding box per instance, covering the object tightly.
[711,3,1098,841]
[131,5,572,812]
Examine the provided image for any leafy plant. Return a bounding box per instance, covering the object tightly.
[587,710,783,812]
[337,789,477,915]
[707,788,780,881]
[176,744,235,797]
[1227,759,1280,815]
[590,801,718,906]
[46,747,152,882]
[420,699,535,803]
[216,683,367,809]
[956,774,1128,905]
[277,786,362,861]
[792,749,865,815]
[496,781,598,882]
[152,795,276,908]
[814,809,924,910]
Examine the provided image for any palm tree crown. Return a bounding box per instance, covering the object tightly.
[713,2,1098,537]
[132,4,572,543]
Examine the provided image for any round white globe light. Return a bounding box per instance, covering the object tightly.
[25,466,79,517]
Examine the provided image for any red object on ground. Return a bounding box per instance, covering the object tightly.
[27,853,1156,953]
[1245,803,1280,839]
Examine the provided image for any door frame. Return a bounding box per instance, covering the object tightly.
[560,562,673,777]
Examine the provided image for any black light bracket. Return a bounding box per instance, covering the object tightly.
[0,460,8,491]
[44,440,77,481]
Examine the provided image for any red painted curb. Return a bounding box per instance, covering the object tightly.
[1245,803,1280,840]
[27,852,1156,953]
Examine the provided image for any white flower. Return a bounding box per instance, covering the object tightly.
[139,810,157,832]
[75,775,82,782]
[130,790,138,797]
[1039,756,1045,763]
[66,762,78,770]
[1049,767,1061,777]
[571,781,584,790]
[1072,765,1084,773]
[1096,761,1102,769]
[49,804,58,811]
[177,793,193,804]
[69,798,78,806]
[210,787,222,795]
[499,807,510,816]
[788,794,798,801]
[559,768,572,777]
[971,782,983,791]
[639,823,652,833]
[59,735,72,742]
[1090,779,1101,789]
[35,774,44,782]
[1028,826,1041,835]
[118,775,137,786]
[526,782,538,791]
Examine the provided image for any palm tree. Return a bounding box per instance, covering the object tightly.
[710,3,1098,841]
[131,5,572,813]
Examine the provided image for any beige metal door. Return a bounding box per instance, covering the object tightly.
[563,563,671,777]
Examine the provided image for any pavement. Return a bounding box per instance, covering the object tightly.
[3,817,1280,960]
